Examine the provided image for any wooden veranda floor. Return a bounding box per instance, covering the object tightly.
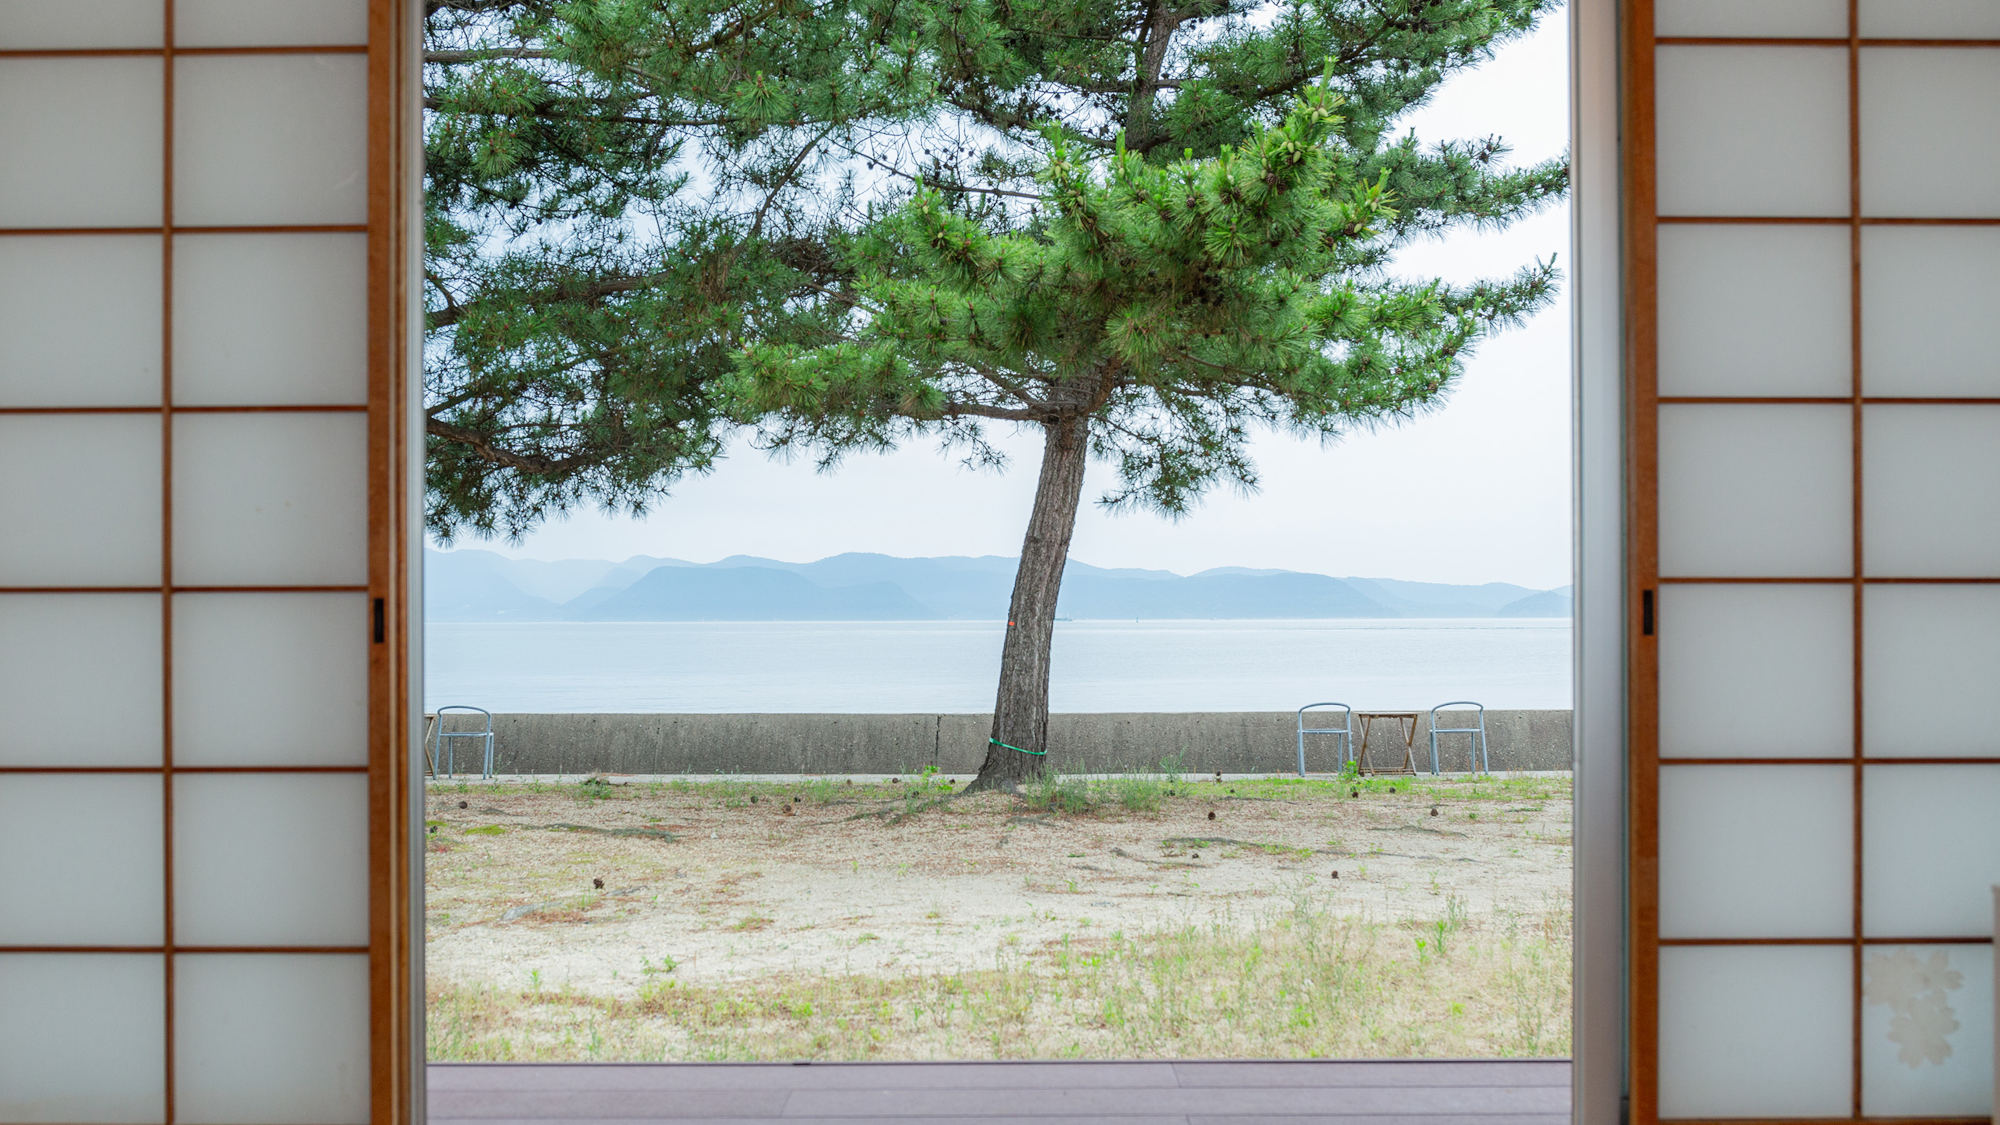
[427,1059,1572,1124]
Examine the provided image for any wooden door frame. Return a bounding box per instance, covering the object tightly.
[373,0,423,1119]
[376,3,1635,1121]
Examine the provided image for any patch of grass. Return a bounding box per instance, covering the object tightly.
[463,824,508,836]
[1414,894,1471,962]
[728,914,775,933]
[802,777,849,803]
[1020,771,1095,815]
[1017,759,1195,816]
[1113,755,1191,812]
[621,776,920,808]
[1195,774,1559,804]
[576,775,619,802]
[427,900,1571,1062]
[635,978,678,1007]
[1107,771,1169,812]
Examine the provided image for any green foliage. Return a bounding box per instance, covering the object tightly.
[1020,771,1096,815]
[901,764,955,809]
[1108,772,1169,813]
[733,80,1556,514]
[1107,755,1186,811]
[1417,893,1470,962]
[423,0,935,537]
[1018,758,1185,815]
[423,0,1564,538]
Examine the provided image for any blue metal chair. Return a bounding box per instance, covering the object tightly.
[1295,702,1354,776]
[428,705,495,779]
[1428,701,1488,774]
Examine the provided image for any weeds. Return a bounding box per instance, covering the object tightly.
[424,772,1573,1063]
[1020,772,1094,815]
[1107,771,1169,812]
[1019,758,1189,816]
[428,899,1571,1061]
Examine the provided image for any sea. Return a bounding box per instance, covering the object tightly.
[423,618,1571,713]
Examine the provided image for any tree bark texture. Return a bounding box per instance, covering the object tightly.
[965,413,1093,792]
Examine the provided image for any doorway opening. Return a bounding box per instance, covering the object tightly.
[415,0,1584,1071]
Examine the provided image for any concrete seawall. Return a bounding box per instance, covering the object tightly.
[433,710,1574,775]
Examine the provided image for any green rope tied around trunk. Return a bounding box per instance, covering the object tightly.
[990,737,1045,757]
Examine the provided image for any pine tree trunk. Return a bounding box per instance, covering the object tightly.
[963,413,1092,793]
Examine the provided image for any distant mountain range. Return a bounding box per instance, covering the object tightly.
[425,549,1572,623]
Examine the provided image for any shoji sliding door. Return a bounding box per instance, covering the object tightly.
[0,1,416,1122]
[1630,0,2000,1120]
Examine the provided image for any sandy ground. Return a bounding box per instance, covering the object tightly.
[423,774,1571,997]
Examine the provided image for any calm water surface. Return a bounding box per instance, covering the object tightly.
[424,619,1571,713]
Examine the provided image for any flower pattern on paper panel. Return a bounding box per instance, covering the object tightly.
[1864,949,1964,1069]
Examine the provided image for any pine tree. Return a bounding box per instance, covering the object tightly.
[424,1,1564,791]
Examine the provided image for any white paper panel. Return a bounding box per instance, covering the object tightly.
[1863,764,2000,937]
[1864,586,2000,757]
[173,55,367,227]
[171,413,368,586]
[0,59,163,229]
[0,954,164,1123]
[1660,766,1852,938]
[1658,404,1851,577]
[177,0,368,46]
[0,415,162,587]
[174,593,368,766]
[1863,406,2000,577]
[1657,224,1850,397]
[0,0,163,48]
[173,774,367,946]
[1861,49,2000,218]
[0,235,161,407]
[174,954,369,1125]
[0,595,161,767]
[1862,944,1995,1117]
[1655,47,1849,217]
[173,233,367,406]
[0,775,161,945]
[1861,1,2000,40]
[1861,227,2000,397]
[1656,0,1847,37]
[1660,585,1851,758]
[1658,945,1852,1118]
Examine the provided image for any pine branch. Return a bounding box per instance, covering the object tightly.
[427,271,672,329]
[426,419,587,475]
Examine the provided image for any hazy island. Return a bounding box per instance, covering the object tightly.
[427,550,1572,624]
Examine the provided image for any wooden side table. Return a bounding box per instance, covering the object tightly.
[1353,711,1422,775]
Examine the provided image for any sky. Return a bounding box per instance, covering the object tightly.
[452,10,1574,590]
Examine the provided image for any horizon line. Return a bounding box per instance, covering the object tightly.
[428,545,1574,594]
